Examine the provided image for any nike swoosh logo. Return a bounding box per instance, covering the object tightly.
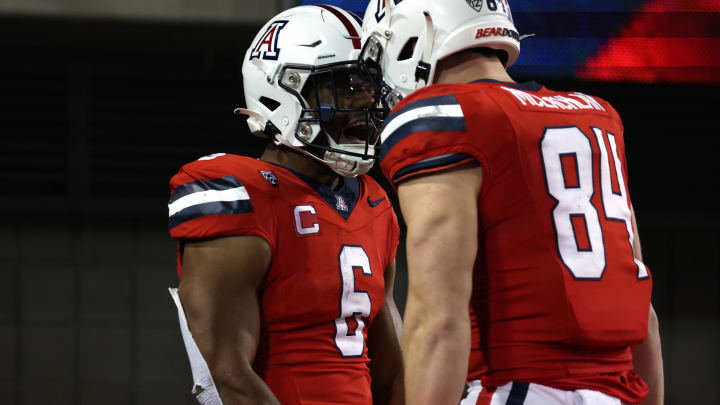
[367,196,386,207]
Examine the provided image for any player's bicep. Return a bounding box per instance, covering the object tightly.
[398,163,482,308]
[179,235,271,365]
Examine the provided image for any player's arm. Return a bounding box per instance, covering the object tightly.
[178,235,281,405]
[634,304,663,405]
[397,163,482,405]
[368,260,404,405]
[629,207,664,405]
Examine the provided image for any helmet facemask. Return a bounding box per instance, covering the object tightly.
[277,61,387,176]
[359,33,405,110]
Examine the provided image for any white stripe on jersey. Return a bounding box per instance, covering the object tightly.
[381,104,464,143]
[168,186,250,217]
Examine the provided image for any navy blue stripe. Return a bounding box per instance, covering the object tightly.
[384,94,461,128]
[168,199,254,230]
[170,175,243,203]
[392,153,473,182]
[380,116,466,161]
[263,161,360,220]
[293,169,360,220]
[506,382,529,405]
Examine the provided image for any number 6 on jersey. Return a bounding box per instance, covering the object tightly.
[334,245,373,358]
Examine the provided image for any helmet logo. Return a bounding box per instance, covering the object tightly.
[249,20,288,61]
[466,0,483,12]
[375,0,387,22]
[374,0,402,23]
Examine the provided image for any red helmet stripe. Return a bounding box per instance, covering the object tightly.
[316,5,361,49]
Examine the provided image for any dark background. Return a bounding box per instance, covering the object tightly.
[1,11,719,405]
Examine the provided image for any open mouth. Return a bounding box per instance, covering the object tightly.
[342,121,371,141]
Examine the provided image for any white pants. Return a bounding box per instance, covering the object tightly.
[461,380,630,405]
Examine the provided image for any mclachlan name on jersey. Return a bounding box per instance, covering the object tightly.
[501,86,606,112]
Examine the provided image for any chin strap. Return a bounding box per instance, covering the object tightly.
[415,11,435,88]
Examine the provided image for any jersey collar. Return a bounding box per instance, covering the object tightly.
[470,79,543,92]
[265,161,360,220]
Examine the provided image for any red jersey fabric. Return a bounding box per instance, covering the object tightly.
[379,80,652,404]
[169,153,400,405]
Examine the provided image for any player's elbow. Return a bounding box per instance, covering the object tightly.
[406,295,470,336]
[409,310,471,357]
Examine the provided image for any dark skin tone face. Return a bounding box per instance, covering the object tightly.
[260,68,378,190]
[303,68,377,145]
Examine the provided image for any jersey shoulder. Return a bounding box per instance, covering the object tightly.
[359,173,389,199]
[379,84,489,185]
[170,153,278,191]
[168,153,278,241]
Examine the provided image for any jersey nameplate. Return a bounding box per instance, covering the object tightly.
[500,86,606,112]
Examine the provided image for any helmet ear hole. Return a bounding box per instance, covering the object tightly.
[397,37,418,61]
[259,96,281,112]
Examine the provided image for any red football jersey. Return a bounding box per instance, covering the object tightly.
[379,80,652,404]
[168,153,399,405]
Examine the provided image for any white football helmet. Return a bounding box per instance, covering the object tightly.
[236,5,384,177]
[360,0,522,109]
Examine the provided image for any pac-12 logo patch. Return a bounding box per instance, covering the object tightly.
[249,20,288,61]
[260,170,278,186]
[466,0,483,12]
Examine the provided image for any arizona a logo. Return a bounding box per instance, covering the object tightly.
[335,195,349,212]
[466,0,483,12]
[250,20,288,61]
[375,0,387,22]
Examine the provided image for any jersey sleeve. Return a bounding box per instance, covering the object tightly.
[167,155,275,247]
[378,87,485,186]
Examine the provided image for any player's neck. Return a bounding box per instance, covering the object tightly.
[260,143,342,190]
[434,51,514,85]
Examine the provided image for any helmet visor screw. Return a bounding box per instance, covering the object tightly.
[368,45,378,59]
[299,123,312,137]
[288,72,301,88]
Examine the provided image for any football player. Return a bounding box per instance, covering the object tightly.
[167,5,403,405]
[361,1,663,405]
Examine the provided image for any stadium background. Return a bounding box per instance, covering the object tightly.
[0,0,717,403]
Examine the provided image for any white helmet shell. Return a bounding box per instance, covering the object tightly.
[238,5,378,177]
[361,0,521,106]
